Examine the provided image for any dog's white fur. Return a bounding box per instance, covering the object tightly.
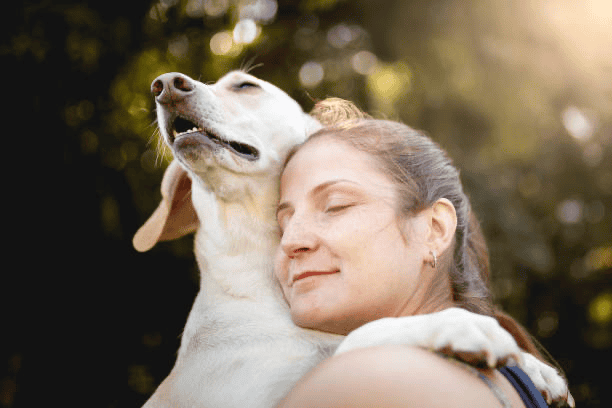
[134,71,571,407]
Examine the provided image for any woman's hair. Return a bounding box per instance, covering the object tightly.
[283,98,545,360]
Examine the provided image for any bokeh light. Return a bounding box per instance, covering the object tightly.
[556,199,583,224]
[299,61,324,88]
[588,292,612,325]
[562,106,594,142]
[186,0,230,17]
[584,246,612,273]
[210,31,234,55]
[238,0,277,23]
[366,62,412,115]
[351,50,377,75]
[326,24,354,48]
[233,19,259,44]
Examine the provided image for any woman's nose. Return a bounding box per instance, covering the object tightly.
[280,217,318,258]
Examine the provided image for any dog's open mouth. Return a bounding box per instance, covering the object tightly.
[171,117,260,161]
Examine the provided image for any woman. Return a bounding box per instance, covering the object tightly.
[273,99,560,407]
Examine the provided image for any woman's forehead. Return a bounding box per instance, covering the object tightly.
[280,137,395,199]
[283,138,365,179]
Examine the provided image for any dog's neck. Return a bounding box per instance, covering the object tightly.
[190,173,285,302]
[176,172,343,367]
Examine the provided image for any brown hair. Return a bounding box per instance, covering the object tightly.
[285,98,545,360]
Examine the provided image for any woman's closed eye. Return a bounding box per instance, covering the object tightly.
[324,203,355,213]
[322,191,362,214]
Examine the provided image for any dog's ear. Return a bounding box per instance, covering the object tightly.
[133,160,199,252]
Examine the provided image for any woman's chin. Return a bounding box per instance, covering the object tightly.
[291,308,362,336]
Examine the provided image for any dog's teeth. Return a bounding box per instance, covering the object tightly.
[172,127,203,138]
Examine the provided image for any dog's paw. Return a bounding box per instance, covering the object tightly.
[520,352,574,407]
[335,308,522,368]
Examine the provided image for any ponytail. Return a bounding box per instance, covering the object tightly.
[460,208,546,361]
[449,206,494,316]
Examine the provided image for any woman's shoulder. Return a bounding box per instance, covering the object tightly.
[278,345,526,408]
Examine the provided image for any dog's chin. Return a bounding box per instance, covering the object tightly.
[173,132,220,160]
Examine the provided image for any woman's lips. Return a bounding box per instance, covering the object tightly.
[293,270,340,283]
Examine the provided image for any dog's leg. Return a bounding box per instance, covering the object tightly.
[335,308,521,366]
[334,308,572,406]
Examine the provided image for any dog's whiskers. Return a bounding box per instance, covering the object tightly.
[240,56,263,74]
[145,120,159,143]
[145,124,169,168]
[155,133,170,168]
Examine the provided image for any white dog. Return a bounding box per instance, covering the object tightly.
[133,71,571,407]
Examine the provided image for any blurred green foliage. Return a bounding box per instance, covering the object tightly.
[7,0,611,407]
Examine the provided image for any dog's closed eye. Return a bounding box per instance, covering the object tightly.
[234,81,260,90]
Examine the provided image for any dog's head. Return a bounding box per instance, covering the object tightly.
[133,71,321,252]
[152,70,319,176]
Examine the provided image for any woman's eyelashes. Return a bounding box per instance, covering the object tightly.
[277,203,354,237]
[276,190,363,236]
[324,203,355,213]
[322,191,361,214]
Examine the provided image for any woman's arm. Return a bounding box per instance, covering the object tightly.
[278,345,526,408]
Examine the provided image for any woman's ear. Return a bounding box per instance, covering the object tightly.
[428,198,457,254]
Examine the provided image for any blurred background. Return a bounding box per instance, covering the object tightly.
[4,0,611,406]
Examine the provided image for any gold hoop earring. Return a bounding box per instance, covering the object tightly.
[430,250,437,268]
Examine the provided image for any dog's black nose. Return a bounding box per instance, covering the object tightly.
[151,73,195,104]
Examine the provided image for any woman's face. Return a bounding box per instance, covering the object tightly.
[274,137,433,335]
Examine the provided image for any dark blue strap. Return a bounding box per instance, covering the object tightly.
[499,366,550,408]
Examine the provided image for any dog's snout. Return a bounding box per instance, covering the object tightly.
[151,73,196,104]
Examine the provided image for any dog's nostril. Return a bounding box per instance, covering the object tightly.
[173,77,193,92]
[152,80,164,97]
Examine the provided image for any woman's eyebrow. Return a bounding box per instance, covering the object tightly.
[311,179,360,197]
[276,179,361,218]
